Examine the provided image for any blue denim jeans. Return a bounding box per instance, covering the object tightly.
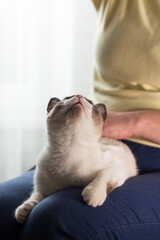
[0,140,160,240]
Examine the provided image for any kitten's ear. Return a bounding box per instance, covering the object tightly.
[47,98,60,113]
[95,103,107,121]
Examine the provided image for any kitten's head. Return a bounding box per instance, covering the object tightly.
[46,95,107,141]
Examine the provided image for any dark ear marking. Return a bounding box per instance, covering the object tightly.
[95,103,107,121]
[47,98,61,113]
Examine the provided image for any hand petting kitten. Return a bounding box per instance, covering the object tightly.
[103,110,160,144]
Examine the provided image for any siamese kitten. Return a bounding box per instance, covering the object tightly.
[15,95,137,223]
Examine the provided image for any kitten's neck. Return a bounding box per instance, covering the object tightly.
[47,132,102,162]
[46,132,104,177]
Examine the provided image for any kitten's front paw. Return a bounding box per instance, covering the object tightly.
[15,200,38,224]
[82,185,107,207]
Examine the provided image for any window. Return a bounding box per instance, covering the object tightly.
[0,0,96,181]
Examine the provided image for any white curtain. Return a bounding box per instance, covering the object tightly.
[0,0,97,182]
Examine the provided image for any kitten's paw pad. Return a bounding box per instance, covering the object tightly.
[82,186,107,207]
[15,200,38,224]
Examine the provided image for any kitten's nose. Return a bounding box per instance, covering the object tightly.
[76,94,83,99]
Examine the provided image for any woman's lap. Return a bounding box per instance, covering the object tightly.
[1,141,160,240]
[123,140,160,173]
[18,173,160,240]
[0,170,34,240]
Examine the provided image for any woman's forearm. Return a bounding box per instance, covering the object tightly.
[103,110,160,144]
[134,110,160,144]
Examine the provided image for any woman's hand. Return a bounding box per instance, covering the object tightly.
[102,111,139,139]
[102,110,160,144]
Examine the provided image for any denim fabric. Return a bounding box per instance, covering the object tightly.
[123,140,160,174]
[0,141,160,240]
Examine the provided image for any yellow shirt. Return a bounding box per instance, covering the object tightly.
[91,0,160,148]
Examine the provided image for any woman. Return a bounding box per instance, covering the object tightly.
[92,0,160,144]
[1,1,160,239]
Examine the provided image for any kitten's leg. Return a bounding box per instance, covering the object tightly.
[107,179,125,194]
[15,191,45,224]
[82,170,125,207]
[82,172,108,207]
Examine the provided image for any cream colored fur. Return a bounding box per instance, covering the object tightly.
[15,95,137,223]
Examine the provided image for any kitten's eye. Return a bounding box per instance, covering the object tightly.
[85,98,93,105]
[63,95,75,101]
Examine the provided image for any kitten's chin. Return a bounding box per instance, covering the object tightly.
[71,101,89,119]
[66,104,82,120]
[67,96,92,120]
[73,102,82,107]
